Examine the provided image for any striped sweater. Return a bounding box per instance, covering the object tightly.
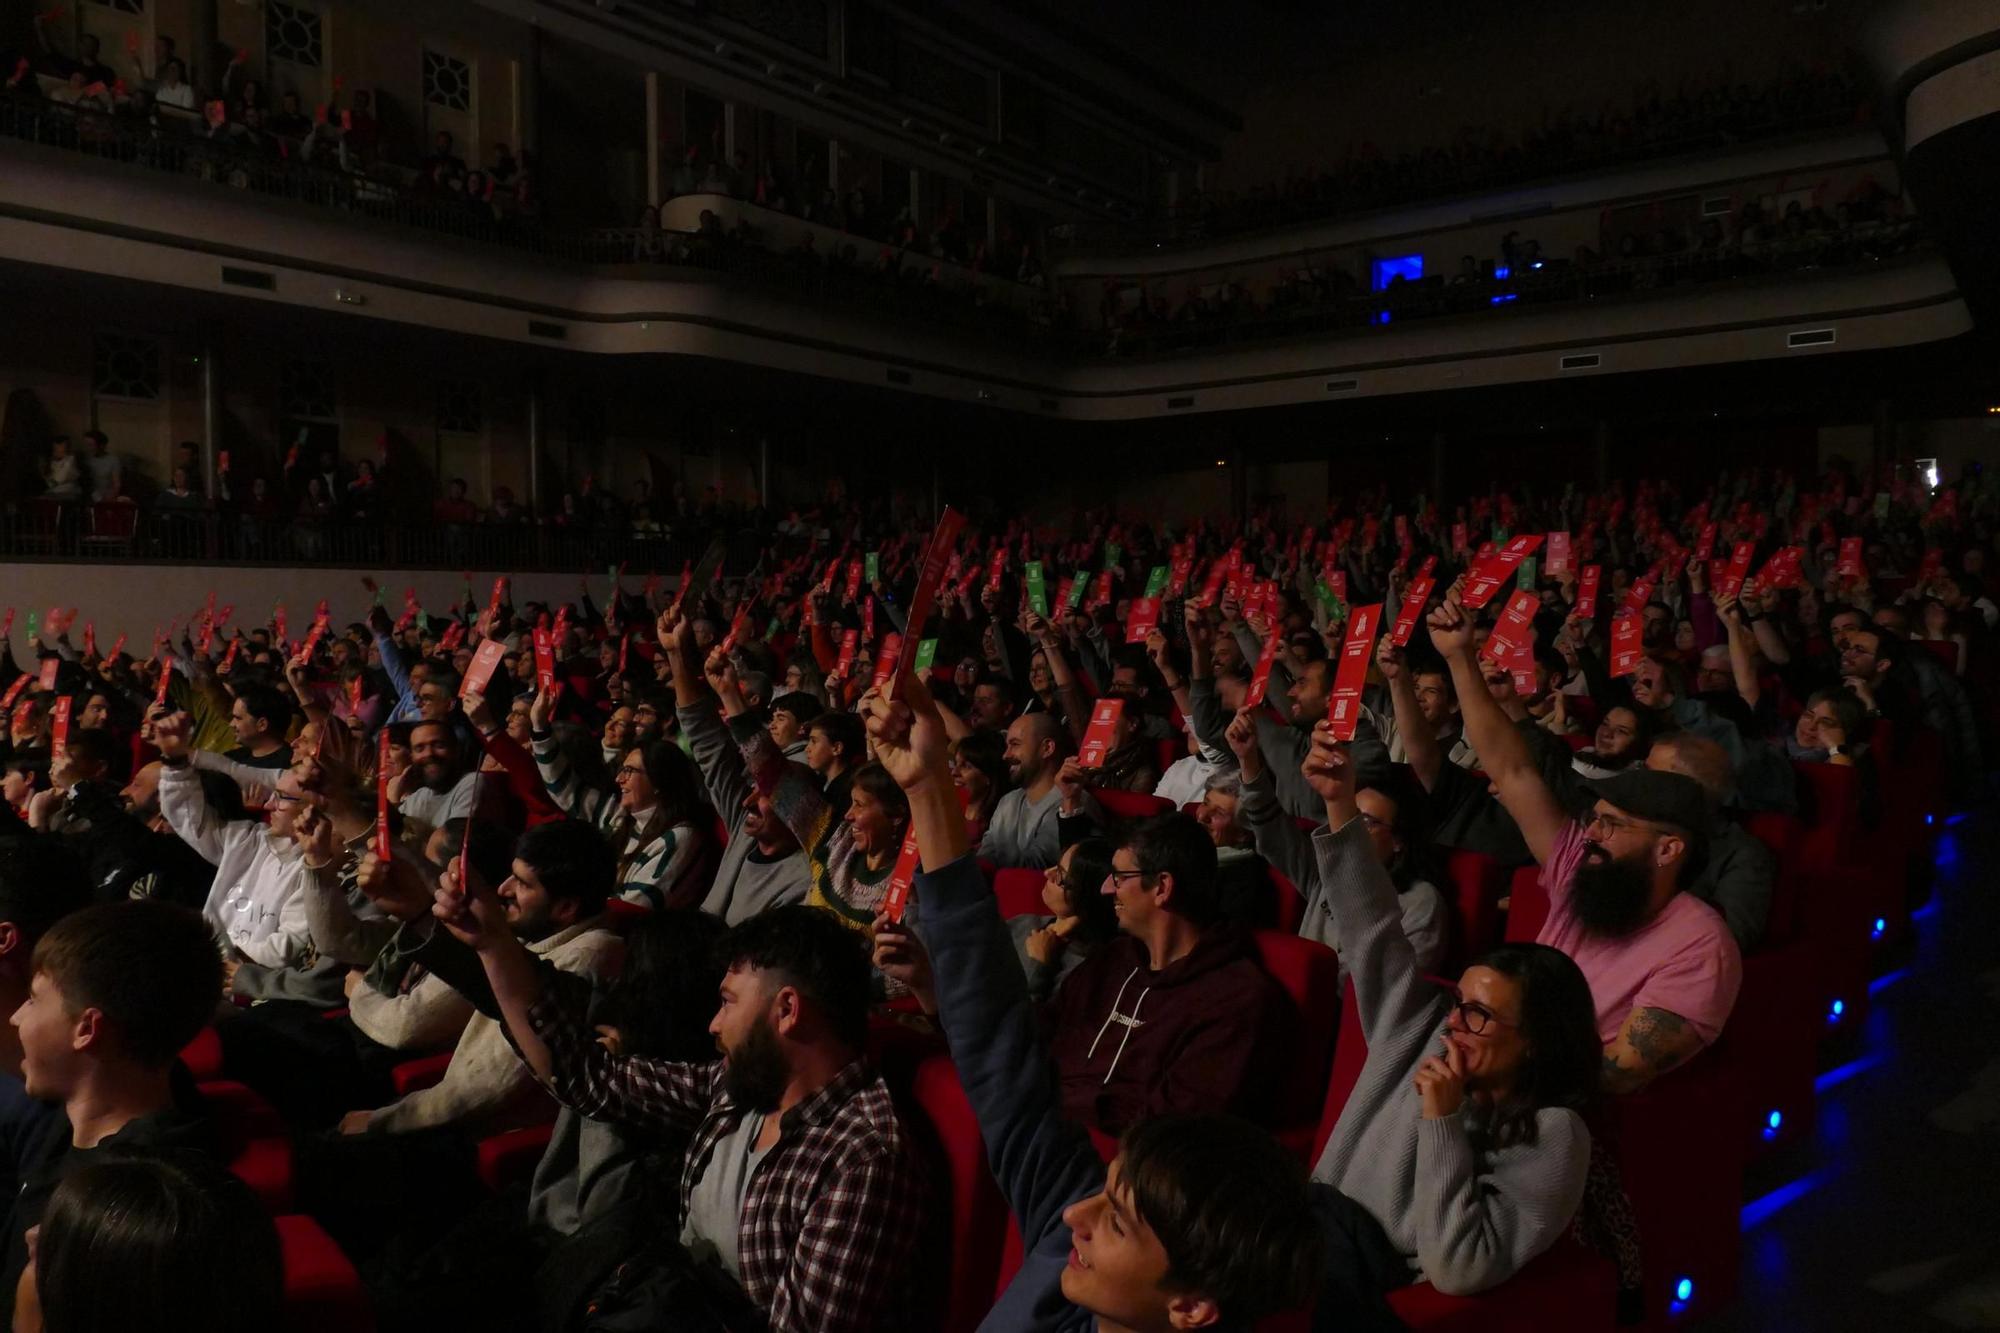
[531,732,704,910]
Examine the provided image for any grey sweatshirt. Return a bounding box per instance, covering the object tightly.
[680,697,812,924]
[976,785,1064,870]
[1309,819,1591,1295]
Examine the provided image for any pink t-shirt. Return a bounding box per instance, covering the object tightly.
[1536,821,1743,1046]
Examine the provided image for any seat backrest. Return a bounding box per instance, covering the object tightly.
[1916,637,1960,671]
[991,867,1049,920]
[1504,863,1549,943]
[907,1056,1010,1333]
[1250,931,1341,1137]
[1095,789,1174,823]
[1742,811,1806,944]
[1265,862,1305,935]
[1313,978,1364,1161]
[1441,848,1507,970]
[1790,761,1860,869]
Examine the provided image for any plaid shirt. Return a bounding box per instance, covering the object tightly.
[526,990,925,1333]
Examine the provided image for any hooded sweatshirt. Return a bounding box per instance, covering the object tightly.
[1040,920,1281,1136]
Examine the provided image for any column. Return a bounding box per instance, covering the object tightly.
[644,72,662,206]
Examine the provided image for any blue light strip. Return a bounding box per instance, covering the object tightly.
[1814,1056,1878,1094]
[1740,1171,1825,1229]
[1868,968,1910,996]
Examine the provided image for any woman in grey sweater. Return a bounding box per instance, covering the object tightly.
[1301,726,1601,1329]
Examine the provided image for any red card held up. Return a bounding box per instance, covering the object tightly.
[375,729,394,860]
[1836,536,1864,580]
[459,639,505,698]
[1124,596,1161,645]
[38,658,58,691]
[880,826,923,923]
[1610,613,1643,677]
[1574,566,1602,621]
[533,628,556,690]
[1078,698,1125,769]
[1244,631,1284,709]
[1388,576,1435,648]
[1461,536,1544,610]
[1327,603,1382,742]
[50,696,71,760]
[1545,531,1572,576]
[888,506,964,695]
[1480,590,1541,664]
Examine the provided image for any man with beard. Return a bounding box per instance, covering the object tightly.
[223,683,294,771]
[978,712,1077,869]
[1429,589,1740,1094]
[430,876,925,1332]
[394,719,479,839]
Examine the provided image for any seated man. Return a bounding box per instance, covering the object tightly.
[1430,589,1742,1092]
[2,900,223,1305]
[867,671,1323,1332]
[1363,652,1479,770]
[429,875,926,1331]
[765,690,822,761]
[978,712,1076,869]
[223,683,294,771]
[393,718,480,840]
[1187,604,1329,820]
[1645,733,1775,952]
[344,819,622,1136]
[0,839,91,1203]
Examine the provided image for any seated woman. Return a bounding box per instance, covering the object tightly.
[1300,726,1602,1321]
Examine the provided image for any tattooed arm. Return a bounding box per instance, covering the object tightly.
[1601,1007,1702,1095]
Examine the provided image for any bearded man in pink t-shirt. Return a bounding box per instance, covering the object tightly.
[1428,590,1742,1094]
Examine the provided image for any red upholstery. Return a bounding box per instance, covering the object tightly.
[1741,813,1804,945]
[1563,731,1592,752]
[1094,789,1175,822]
[1250,931,1342,1161]
[1314,978,1365,1164]
[1441,849,1509,971]
[1727,939,1824,1157]
[1266,862,1307,935]
[603,897,650,925]
[199,1081,293,1212]
[180,1026,225,1081]
[1503,864,1548,944]
[1914,637,1960,669]
[907,1056,1010,1332]
[1790,761,1863,871]
[476,1123,556,1194]
[390,1051,455,1097]
[1384,1237,1618,1331]
[276,1214,376,1333]
[199,1079,285,1139]
[230,1136,297,1213]
[1154,738,1183,777]
[991,867,1050,920]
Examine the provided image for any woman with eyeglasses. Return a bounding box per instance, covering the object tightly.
[1300,726,1600,1325]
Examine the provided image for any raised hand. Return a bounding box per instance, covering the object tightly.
[870,914,938,1014]
[860,670,949,792]
[354,848,435,923]
[151,710,193,761]
[1425,588,1474,658]
[1301,721,1355,810]
[1375,635,1404,680]
[433,854,511,951]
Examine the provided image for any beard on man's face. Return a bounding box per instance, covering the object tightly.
[1571,842,1655,937]
[720,1012,790,1113]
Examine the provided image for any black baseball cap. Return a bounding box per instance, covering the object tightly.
[1583,768,1712,877]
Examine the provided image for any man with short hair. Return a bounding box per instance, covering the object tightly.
[802,710,864,811]
[1644,734,1775,951]
[1,900,224,1301]
[1843,623,1981,797]
[766,691,822,760]
[225,683,293,770]
[430,876,925,1331]
[1430,589,1741,1092]
[1366,653,1478,769]
[866,672,1324,1332]
[395,719,479,838]
[978,712,1077,869]
[967,674,1020,733]
[81,429,121,502]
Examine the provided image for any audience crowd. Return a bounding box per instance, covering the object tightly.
[0,456,1980,1330]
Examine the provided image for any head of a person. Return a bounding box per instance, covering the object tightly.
[1107,658,1150,704]
[803,711,864,779]
[1355,768,1432,889]
[505,695,532,744]
[1284,659,1333,726]
[58,729,122,787]
[1872,604,1911,636]
[1793,687,1865,753]
[13,902,220,1102]
[594,910,730,1064]
[1693,644,1733,697]
[1106,813,1221,937]
[741,763,811,853]
[1040,837,1119,944]
[409,721,463,791]
[228,684,290,750]
[947,731,1008,819]
[1574,769,1710,938]
[1001,712,1067,788]
[1194,772,1252,850]
[1059,1114,1321,1330]
[1440,942,1603,1142]
[1839,624,1899,688]
[21,1151,281,1333]
[1591,705,1651,768]
[602,705,635,753]
[615,739,703,820]
[969,675,1019,732]
[1643,733,1732,809]
[840,764,910,858]
[415,675,456,721]
[2,756,46,811]
[1410,660,1459,728]
[1640,603,1672,651]
[1628,656,1679,712]
[766,691,823,751]
[1827,606,1866,649]
[708,905,873,1111]
[499,819,614,941]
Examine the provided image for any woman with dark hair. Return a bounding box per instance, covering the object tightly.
[1302,729,1600,1324]
[18,1150,281,1333]
[1010,836,1117,1002]
[947,729,1009,844]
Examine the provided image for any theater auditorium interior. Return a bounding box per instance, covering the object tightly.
[1,0,1999,1329]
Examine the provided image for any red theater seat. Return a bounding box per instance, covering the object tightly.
[476,1123,555,1194]
[991,866,1050,920]
[1385,1238,1617,1331]
[1094,789,1174,822]
[908,1056,1010,1333]
[390,1051,455,1097]
[277,1214,376,1333]
[199,1080,292,1212]
[1250,931,1342,1160]
[181,1026,225,1081]
[1441,849,1509,970]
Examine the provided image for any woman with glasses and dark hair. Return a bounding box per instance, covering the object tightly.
[1301,727,1600,1326]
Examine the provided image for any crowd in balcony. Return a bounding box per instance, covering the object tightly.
[1129,61,1872,244]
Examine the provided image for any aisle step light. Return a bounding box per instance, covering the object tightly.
[1670,1276,1695,1315]
[1827,999,1845,1023]
[1762,1110,1783,1141]
[1871,917,1887,941]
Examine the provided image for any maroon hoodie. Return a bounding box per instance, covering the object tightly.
[1042,921,1283,1136]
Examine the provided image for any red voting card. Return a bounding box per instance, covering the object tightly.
[870,634,903,691]
[888,506,964,696]
[1327,603,1382,742]
[220,638,240,674]
[1506,640,1538,697]
[985,548,1006,593]
[1610,614,1642,677]
[1546,531,1572,576]
[487,577,508,619]
[152,660,172,708]
[1461,536,1545,610]
[1198,562,1228,609]
[1416,554,1438,579]
[1125,597,1161,644]
[37,658,57,691]
[1717,542,1755,599]
[1,676,31,713]
[862,596,876,646]
[459,639,505,698]
[1618,573,1656,617]
[50,696,70,760]
[833,629,860,679]
[1765,546,1806,589]
[881,826,923,923]
[1451,523,1468,554]
[719,605,751,655]
[1168,554,1194,597]
[375,729,394,860]
[1078,698,1125,769]
[1389,576,1436,648]
[533,628,555,691]
[1574,566,1602,621]
[1480,590,1542,663]
[1695,522,1719,562]
[1244,631,1284,708]
[843,559,864,602]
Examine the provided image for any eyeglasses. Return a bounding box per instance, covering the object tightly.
[1104,868,1152,886]
[1356,811,1387,832]
[1450,1000,1519,1035]
[616,766,647,779]
[1583,810,1665,839]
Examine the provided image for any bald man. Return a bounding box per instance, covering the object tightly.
[1644,733,1775,950]
[979,712,1079,869]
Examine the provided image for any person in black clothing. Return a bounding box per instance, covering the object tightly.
[60,761,228,908]
[224,682,294,770]
[1,901,223,1312]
